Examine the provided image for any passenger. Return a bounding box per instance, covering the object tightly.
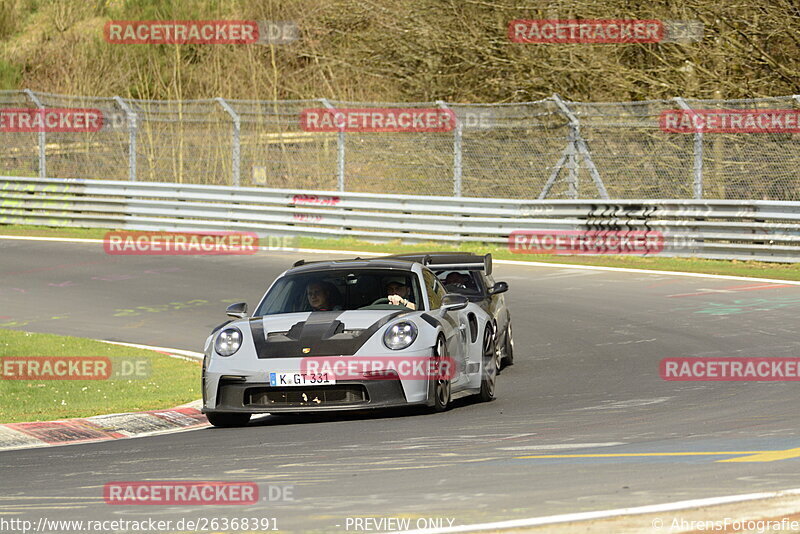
[385,279,416,310]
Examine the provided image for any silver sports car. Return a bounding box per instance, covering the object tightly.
[201,257,499,427]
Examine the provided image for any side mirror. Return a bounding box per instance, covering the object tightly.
[441,294,468,313]
[226,302,248,319]
[489,281,509,295]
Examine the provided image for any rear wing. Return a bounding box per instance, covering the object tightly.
[421,253,492,275]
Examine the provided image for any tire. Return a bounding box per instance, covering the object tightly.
[479,327,498,402]
[430,335,451,412]
[206,412,251,428]
[500,321,514,369]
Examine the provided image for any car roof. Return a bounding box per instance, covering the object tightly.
[287,257,421,274]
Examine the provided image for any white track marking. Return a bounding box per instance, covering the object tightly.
[2,234,798,285]
[99,340,204,361]
[0,235,104,243]
[391,488,800,533]
[538,270,598,279]
[571,398,671,411]
[294,247,383,257]
[493,258,800,285]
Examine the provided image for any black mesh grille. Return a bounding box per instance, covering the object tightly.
[245,385,368,406]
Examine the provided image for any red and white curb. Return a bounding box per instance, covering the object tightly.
[0,343,208,452]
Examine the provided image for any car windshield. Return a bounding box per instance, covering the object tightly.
[255,269,424,315]
[435,270,483,296]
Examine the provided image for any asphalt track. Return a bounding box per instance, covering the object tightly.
[2,238,800,533]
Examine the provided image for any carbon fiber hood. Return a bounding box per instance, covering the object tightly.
[250,310,405,358]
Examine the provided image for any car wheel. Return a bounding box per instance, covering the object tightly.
[431,335,451,412]
[500,322,514,369]
[206,412,251,428]
[479,327,498,402]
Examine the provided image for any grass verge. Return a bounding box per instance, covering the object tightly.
[0,329,200,424]
[1,224,799,281]
[0,225,109,239]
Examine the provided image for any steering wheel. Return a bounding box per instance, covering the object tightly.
[370,297,390,305]
[445,283,466,292]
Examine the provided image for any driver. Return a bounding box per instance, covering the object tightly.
[306,281,341,311]
[385,279,416,310]
[444,272,471,288]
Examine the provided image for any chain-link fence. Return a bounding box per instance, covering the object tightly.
[2,90,799,200]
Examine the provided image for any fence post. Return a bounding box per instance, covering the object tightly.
[436,100,462,197]
[23,89,46,178]
[551,94,609,199]
[113,97,137,182]
[216,97,241,187]
[675,97,703,199]
[321,98,345,191]
[565,127,578,198]
[552,95,578,198]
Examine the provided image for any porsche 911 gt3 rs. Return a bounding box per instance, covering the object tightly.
[201,257,498,427]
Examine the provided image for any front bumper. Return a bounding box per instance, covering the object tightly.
[202,341,438,414]
[204,377,426,414]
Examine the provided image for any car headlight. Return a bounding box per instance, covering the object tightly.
[215,327,243,357]
[383,321,417,350]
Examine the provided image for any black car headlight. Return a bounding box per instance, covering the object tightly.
[383,322,417,350]
[215,327,243,357]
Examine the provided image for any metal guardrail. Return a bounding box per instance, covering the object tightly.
[1,176,799,262]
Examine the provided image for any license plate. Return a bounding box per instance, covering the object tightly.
[269,372,336,387]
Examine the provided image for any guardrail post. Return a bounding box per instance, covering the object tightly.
[675,97,703,199]
[437,100,462,197]
[114,97,137,182]
[24,89,46,178]
[551,94,609,199]
[321,99,345,191]
[216,97,241,187]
